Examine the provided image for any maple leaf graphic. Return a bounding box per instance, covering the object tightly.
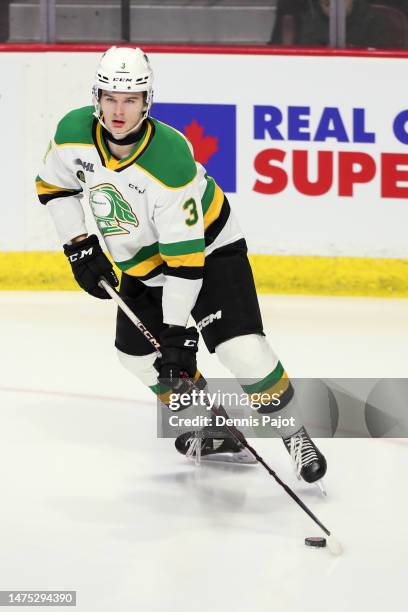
[184,120,219,164]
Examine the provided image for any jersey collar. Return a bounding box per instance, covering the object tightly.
[92,118,153,172]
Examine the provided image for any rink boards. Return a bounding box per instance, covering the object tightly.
[1,47,408,294]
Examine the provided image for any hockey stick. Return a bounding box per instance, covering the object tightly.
[99,277,342,555]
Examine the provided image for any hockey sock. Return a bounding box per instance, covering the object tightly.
[150,370,207,410]
[240,361,303,438]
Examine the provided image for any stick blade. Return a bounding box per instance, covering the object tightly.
[327,534,343,556]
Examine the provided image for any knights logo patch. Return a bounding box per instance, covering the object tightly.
[90,183,139,236]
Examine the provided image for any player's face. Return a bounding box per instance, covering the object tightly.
[100,91,145,134]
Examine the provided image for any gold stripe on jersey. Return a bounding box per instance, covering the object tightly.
[203,182,224,230]
[124,253,163,277]
[159,238,205,270]
[35,177,82,205]
[55,143,94,148]
[94,120,152,172]
[36,179,71,196]
[161,252,205,268]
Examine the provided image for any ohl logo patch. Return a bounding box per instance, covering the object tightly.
[151,103,236,193]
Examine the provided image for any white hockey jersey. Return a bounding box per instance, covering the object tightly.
[36,106,243,325]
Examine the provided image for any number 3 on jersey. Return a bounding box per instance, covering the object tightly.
[183,198,198,226]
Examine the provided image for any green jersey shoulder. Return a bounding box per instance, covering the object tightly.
[53,107,197,189]
[54,106,95,146]
[137,118,197,189]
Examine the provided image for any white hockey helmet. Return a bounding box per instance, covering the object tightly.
[92,46,154,134]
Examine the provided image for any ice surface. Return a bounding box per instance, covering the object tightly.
[0,292,407,611]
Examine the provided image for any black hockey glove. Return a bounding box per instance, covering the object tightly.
[63,234,119,299]
[157,326,199,387]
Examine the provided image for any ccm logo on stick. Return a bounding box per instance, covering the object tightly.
[197,310,222,331]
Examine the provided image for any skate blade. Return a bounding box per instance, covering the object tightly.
[199,449,258,465]
[314,479,327,496]
[185,453,202,467]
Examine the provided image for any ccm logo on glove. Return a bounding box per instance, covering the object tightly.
[68,247,93,262]
[157,326,199,387]
[184,339,198,348]
[63,234,119,299]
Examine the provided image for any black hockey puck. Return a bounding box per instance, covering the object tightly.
[305,537,326,548]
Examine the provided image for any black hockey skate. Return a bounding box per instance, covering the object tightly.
[282,426,327,495]
[175,424,257,465]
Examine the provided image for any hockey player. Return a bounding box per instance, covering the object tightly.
[36,46,327,485]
